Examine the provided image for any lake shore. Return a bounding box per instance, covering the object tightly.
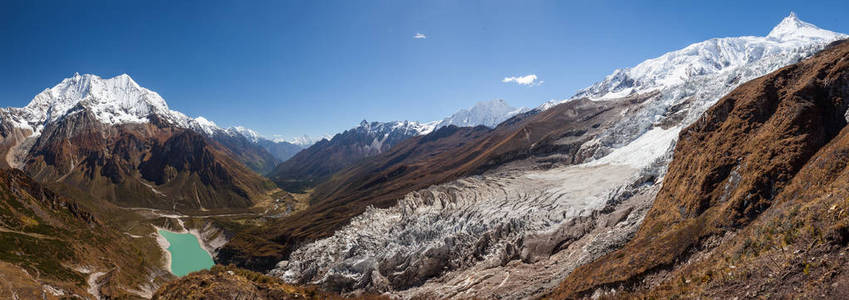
[154,226,173,274]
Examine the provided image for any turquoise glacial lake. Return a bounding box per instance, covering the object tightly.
[158,229,214,276]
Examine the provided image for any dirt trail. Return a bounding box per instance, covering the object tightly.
[0,226,60,240]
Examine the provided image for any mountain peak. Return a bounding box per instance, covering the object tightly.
[283,135,330,146]
[769,12,806,34]
[436,99,526,129]
[571,13,846,102]
[11,73,185,134]
[767,12,841,41]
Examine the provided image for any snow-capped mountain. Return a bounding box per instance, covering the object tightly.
[221,98,525,151]
[767,11,840,41]
[2,73,232,139]
[544,12,847,169]
[434,99,527,129]
[4,73,180,135]
[282,135,331,147]
[0,73,302,172]
[189,120,304,164]
[571,12,846,101]
[328,98,525,143]
[0,72,526,176]
[359,119,437,138]
[226,126,262,143]
[0,73,276,211]
[0,73,304,172]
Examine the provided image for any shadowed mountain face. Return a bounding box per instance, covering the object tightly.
[257,139,303,164]
[208,126,304,175]
[21,108,273,212]
[555,40,849,298]
[210,131,282,175]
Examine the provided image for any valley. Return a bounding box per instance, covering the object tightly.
[2,6,849,300]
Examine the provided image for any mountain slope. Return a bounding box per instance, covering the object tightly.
[200,123,304,174]
[0,168,171,299]
[556,38,849,298]
[268,120,436,192]
[24,116,271,211]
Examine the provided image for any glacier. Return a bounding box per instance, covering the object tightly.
[268,13,848,298]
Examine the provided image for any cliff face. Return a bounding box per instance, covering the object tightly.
[556,40,849,298]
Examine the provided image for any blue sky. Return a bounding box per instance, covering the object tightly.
[1,0,848,138]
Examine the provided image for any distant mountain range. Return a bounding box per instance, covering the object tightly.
[267,99,526,192]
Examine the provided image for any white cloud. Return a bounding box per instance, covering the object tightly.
[502,74,542,86]
[414,33,427,39]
